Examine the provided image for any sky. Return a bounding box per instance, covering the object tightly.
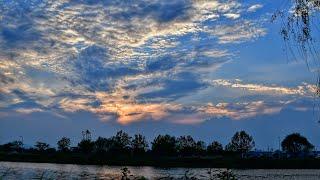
[0,0,319,150]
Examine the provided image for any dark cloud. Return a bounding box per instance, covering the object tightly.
[185,58,228,69]
[0,0,44,11]
[69,0,192,23]
[137,72,206,101]
[1,24,42,48]
[74,45,144,91]
[146,55,180,72]
[75,45,108,77]
[0,73,14,84]
[11,89,32,101]
[74,45,110,91]
[0,1,49,54]
[3,89,45,111]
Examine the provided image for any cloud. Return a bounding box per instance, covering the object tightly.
[58,90,183,125]
[57,95,287,125]
[1,25,40,47]
[15,108,44,114]
[137,72,206,101]
[55,83,300,125]
[210,79,317,97]
[224,13,240,19]
[0,0,265,71]
[201,101,285,120]
[0,0,270,125]
[168,100,289,124]
[207,20,267,44]
[247,4,263,12]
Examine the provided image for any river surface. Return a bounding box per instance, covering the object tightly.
[1,161,320,179]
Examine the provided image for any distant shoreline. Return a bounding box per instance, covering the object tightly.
[2,152,320,169]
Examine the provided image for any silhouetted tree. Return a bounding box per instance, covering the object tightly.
[0,143,15,152]
[195,140,206,155]
[110,130,132,153]
[94,137,107,153]
[281,133,314,154]
[207,141,223,154]
[78,139,94,153]
[272,0,320,64]
[176,135,197,156]
[57,137,71,152]
[35,141,50,151]
[131,134,149,154]
[225,131,255,153]
[152,134,177,156]
[12,140,23,150]
[78,130,94,153]
[94,137,113,153]
[0,141,23,152]
[82,130,92,141]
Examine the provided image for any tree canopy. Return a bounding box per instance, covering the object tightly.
[131,134,149,154]
[281,133,314,154]
[151,134,177,156]
[57,137,71,152]
[35,141,50,151]
[225,131,255,153]
[207,141,223,154]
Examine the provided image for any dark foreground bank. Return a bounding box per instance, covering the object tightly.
[1,152,320,169]
[1,130,319,169]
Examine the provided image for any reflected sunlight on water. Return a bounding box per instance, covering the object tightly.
[1,162,320,179]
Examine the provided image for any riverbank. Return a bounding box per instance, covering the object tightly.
[1,152,320,169]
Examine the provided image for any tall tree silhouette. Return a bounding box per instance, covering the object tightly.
[78,130,94,153]
[195,140,206,155]
[94,137,113,153]
[207,141,223,154]
[176,135,197,156]
[57,137,71,152]
[225,131,255,153]
[152,134,177,156]
[110,130,132,153]
[82,130,92,141]
[131,134,149,154]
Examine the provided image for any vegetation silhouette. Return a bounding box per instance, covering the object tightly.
[0,130,318,168]
[281,133,314,154]
[225,131,255,153]
[132,134,149,155]
[176,135,201,156]
[94,136,113,154]
[272,0,320,64]
[151,134,177,156]
[272,0,320,98]
[35,142,50,152]
[57,137,71,152]
[1,141,23,152]
[207,141,223,154]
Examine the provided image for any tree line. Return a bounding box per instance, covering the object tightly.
[0,130,315,157]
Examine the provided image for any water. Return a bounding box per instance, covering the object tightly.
[1,161,320,179]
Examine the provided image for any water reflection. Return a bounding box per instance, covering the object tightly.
[1,162,320,179]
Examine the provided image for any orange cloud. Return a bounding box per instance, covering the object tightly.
[59,90,183,125]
